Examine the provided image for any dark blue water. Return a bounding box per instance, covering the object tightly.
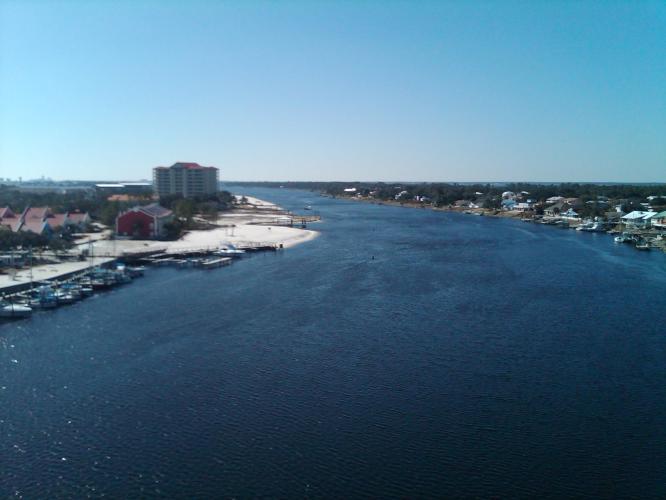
[2,188,666,498]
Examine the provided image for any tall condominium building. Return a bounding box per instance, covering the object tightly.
[153,162,219,198]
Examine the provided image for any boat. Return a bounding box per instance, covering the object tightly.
[614,233,633,243]
[635,242,651,251]
[60,283,84,300]
[28,285,59,309]
[304,205,313,210]
[577,221,606,232]
[54,290,77,305]
[127,266,146,277]
[215,244,245,258]
[0,301,32,318]
[201,257,232,269]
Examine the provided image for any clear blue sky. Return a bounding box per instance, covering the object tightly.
[1,0,664,182]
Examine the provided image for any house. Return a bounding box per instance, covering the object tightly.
[544,201,569,217]
[621,211,655,228]
[651,211,666,229]
[0,207,23,232]
[546,196,564,204]
[68,211,91,231]
[455,199,478,209]
[514,202,534,211]
[501,199,517,210]
[45,212,70,230]
[561,208,580,219]
[116,203,174,239]
[22,206,52,222]
[20,219,53,237]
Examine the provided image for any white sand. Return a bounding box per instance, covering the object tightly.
[0,195,318,291]
[116,194,319,255]
[0,258,115,292]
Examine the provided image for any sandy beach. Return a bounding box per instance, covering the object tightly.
[0,195,318,293]
[86,194,319,257]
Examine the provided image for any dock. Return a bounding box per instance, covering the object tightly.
[0,257,117,295]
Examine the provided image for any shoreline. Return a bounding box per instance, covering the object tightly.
[330,194,666,252]
[0,194,319,294]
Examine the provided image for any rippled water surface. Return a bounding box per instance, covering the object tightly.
[2,188,666,498]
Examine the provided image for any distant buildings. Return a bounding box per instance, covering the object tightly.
[153,162,219,198]
[95,182,153,196]
[116,203,174,239]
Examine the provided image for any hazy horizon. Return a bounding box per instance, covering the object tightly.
[1,1,665,182]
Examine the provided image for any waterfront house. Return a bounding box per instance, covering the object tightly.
[561,208,580,219]
[116,203,174,239]
[621,211,655,228]
[651,211,666,229]
[544,201,569,217]
[501,199,517,211]
[455,199,479,209]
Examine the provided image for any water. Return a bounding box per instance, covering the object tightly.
[2,188,666,498]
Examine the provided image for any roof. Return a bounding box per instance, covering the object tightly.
[1,218,22,232]
[0,207,16,218]
[652,210,666,219]
[23,206,51,220]
[137,203,173,218]
[46,213,69,229]
[68,212,90,222]
[20,220,50,234]
[156,162,218,171]
[95,183,126,188]
[622,211,654,220]
[545,201,568,211]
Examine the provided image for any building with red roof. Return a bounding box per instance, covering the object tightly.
[0,207,23,232]
[0,205,90,236]
[116,203,174,239]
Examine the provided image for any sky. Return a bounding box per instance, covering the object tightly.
[0,0,664,183]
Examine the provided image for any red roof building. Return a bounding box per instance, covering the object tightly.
[45,213,70,230]
[116,203,174,239]
[67,211,91,230]
[0,207,22,232]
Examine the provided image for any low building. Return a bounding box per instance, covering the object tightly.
[45,213,70,230]
[68,211,91,231]
[0,207,23,232]
[501,199,517,210]
[621,211,656,228]
[20,219,52,237]
[514,202,534,211]
[544,201,569,217]
[561,208,580,219]
[651,211,666,229]
[95,183,153,196]
[116,203,174,239]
